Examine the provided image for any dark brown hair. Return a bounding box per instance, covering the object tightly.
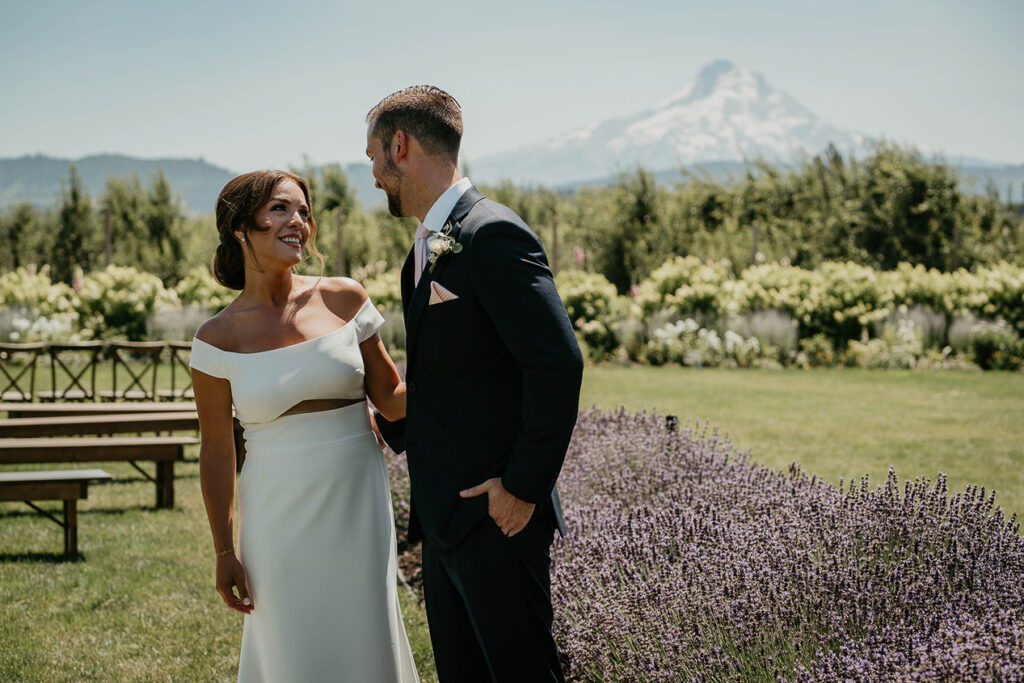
[212,170,324,289]
[366,85,463,165]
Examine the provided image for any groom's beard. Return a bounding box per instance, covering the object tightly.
[380,156,404,217]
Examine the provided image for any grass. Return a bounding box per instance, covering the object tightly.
[0,456,439,682]
[580,365,1024,519]
[3,362,1021,680]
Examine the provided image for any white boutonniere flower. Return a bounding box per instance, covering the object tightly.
[427,220,463,273]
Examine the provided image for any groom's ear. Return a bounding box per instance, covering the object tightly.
[391,130,409,163]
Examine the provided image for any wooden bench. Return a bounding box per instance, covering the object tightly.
[0,405,245,470]
[0,469,112,556]
[0,437,197,508]
[0,412,200,438]
[1,402,196,418]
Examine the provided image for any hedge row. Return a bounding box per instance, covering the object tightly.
[555,258,1024,370]
[2,259,1022,370]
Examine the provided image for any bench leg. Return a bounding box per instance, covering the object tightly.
[156,461,174,509]
[63,499,78,557]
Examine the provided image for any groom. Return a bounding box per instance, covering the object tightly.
[366,86,583,682]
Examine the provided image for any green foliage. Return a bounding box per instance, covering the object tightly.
[572,258,1024,369]
[102,170,187,282]
[4,143,1022,306]
[798,334,837,367]
[0,267,85,342]
[75,266,177,339]
[174,267,235,312]
[846,320,925,369]
[0,202,47,272]
[292,162,411,278]
[554,270,621,358]
[646,318,763,367]
[363,267,402,310]
[968,321,1024,371]
[0,266,78,317]
[52,166,100,284]
[635,255,732,319]
[547,143,1024,288]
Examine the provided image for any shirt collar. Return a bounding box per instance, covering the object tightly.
[422,177,473,233]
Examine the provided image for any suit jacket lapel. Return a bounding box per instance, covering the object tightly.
[406,265,432,355]
[405,186,486,356]
[400,246,415,322]
[450,186,485,224]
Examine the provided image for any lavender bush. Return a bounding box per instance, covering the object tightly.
[550,409,1024,681]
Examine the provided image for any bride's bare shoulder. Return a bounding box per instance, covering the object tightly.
[316,277,368,319]
[194,306,241,350]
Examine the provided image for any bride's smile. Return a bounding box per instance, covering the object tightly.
[242,179,311,266]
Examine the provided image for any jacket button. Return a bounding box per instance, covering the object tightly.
[408,382,417,393]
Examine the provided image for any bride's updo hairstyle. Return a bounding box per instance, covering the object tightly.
[212,170,324,290]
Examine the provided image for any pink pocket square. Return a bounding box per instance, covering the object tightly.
[428,282,459,305]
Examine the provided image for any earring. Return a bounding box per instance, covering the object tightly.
[240,237,246,242]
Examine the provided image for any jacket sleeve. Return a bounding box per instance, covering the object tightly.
[468,220,584,505]
[373,410,406,454]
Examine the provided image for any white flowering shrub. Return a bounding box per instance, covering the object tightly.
[846,319,925,369]
[635,256,731,319]
[0,306,87,343]
[647,318,763,367]
[556,270,622,359]
[0,268,85,343]
[0,267,79,318]
[174,267,235,312]
[75,266,178,339]
[363,268,402,310]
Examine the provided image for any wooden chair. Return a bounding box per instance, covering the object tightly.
[0,469,112,557]
[0,342,46,402]
[101,341,166,401]
[38,341,104,402]
[158,341,194,401]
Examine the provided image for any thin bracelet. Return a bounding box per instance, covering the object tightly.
[216,548,235,558]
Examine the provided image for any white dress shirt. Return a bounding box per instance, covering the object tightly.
[414,176,473,285]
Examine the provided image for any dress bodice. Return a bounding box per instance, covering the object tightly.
[188,298,385,425]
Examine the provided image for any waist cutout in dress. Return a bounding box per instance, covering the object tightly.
[241,402,374,458]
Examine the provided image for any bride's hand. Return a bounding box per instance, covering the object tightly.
[216,553,254,614]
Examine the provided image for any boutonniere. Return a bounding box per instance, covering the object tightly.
[427,220,463,273]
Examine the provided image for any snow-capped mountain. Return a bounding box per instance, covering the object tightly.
[470,59,864,186]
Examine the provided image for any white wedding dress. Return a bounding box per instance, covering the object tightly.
[190,298,419,683]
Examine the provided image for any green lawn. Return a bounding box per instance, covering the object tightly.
[3,365,1021,680]
[0,457,438,682]
[581,365,1024,519]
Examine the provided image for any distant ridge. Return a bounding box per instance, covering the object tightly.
[0,155,385,214]
[0,154,235,214]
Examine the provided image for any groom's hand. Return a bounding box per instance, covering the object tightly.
[460,477,535,537]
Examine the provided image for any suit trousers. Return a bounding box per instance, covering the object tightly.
[421,509,565,683]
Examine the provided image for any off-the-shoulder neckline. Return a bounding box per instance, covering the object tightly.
[192,298,371,356]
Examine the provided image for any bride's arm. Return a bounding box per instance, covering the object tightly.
[193,369,253,614]
[361,334,406,422]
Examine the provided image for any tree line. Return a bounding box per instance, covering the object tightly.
[2,142,1021,292]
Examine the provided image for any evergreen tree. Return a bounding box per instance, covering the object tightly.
[52,166,98,284]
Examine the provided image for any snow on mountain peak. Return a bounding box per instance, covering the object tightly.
[472,60,863,185]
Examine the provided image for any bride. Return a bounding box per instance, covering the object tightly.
[189,170,418,682]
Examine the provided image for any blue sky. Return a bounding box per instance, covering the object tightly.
[1,0,1022,172]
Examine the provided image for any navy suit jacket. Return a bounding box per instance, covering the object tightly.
[379,186,583,550]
